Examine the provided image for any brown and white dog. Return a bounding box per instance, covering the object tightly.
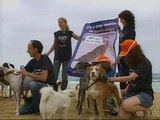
[87,63,121,116]
[0,63,32,115]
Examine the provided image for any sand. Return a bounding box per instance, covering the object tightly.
[0,90,160,119]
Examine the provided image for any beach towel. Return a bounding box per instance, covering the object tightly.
[67,19,118,77]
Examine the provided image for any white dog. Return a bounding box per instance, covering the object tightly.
[1,63,32,115]
[39,86,76,119]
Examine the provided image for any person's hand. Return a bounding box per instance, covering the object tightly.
[19,66,28,76]
[122,84,130,95]
[108,77,114,83]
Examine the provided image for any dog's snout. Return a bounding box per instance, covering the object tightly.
[91,71,95,76]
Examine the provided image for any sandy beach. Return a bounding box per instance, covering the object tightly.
[0,89,160,120]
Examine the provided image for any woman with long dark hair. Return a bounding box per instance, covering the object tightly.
[109,39,154,119]
[117,10,136,97]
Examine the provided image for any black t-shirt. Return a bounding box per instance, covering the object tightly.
[54,30,73,61]
[25,55,55,85]
[127,57,154,99]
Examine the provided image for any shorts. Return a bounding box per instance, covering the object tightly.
[123,92,153,108]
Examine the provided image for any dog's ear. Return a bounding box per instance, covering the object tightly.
[100,66,106,79]
[9,64,15,69]
[99,62,112,72]
[3,63,15,69]
[3,63,9,68]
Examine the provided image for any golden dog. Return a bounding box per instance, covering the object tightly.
[87,63,121,116]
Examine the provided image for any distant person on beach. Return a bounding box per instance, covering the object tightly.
[46,17,80,90]
[116,10,136,98]
[109,39,154,119]
[19,40,57,115]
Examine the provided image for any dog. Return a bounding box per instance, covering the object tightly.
[0,63,32,115]
[0,79,11,97]
[39,86,76,119]
[72,62,91,115]
[87,63,121,116]
[0,68,9,97]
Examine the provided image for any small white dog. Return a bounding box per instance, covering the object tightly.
[1,63,32,115]
[39,86,76,119]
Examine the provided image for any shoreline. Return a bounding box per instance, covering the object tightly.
[68,80,160,92]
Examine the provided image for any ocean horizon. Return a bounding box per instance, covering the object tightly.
[67,73,160,92]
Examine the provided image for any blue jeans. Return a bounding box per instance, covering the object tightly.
[19,81,47,114]
[53,60,69,90]
[29,81,48,109]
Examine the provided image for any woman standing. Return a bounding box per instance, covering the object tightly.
[109,39,154,119]
[117,10,136,97]
[46,17,80,90]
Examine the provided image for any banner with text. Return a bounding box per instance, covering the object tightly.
[67,19,118,77]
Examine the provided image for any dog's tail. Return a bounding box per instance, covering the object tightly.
[40,87,53,102]
[62,89,76,97]
[106,83,122,105]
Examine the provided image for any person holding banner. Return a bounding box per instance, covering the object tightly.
[46,17,80,90]
[116,10,136,98]
[109,40,154,119]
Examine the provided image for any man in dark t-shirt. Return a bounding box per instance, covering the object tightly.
[19,40,57,115]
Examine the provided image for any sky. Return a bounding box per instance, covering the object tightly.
[0,0,160,73]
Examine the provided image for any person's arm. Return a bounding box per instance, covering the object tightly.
[46,36,56,55]
[72,32,80,40]
[19,69,48,82]
[109,72,139,83]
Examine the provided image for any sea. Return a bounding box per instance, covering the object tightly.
[66,73,160,92]
[1,73,159,93]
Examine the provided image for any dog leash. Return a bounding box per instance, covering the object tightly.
[84,79,98,91]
